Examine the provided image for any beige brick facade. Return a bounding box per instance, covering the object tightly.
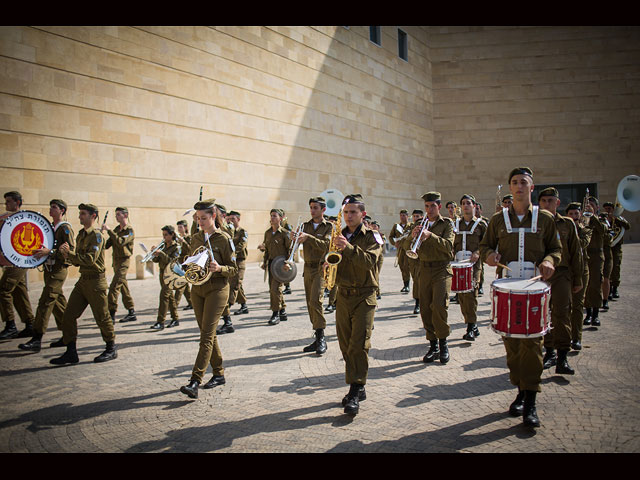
[0,26,638,283]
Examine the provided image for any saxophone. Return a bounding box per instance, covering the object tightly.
[323,204,344,290]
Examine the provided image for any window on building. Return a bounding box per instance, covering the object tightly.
[370,26,381,46]
[398,28,408,61]
[533,183,598,214]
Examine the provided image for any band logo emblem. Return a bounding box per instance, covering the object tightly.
[11,222,44,256]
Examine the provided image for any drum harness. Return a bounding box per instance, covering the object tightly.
[454,216,483,261]
[502,206,539,280]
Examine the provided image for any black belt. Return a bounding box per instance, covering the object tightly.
[338,286,376,296]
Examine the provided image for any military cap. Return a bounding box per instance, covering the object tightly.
[508,167,533,182]
[78,203,99,215]
[603,201,614,208]
[502,194,514,201]
[115,206,129,214]
[309,196,327,206]
[421,192,441,202]
[460,194,476,204]
[565,202,582,214]
[371,220,380,226]
[412,209,424,215]
[228,210,241,217]
[399,209,408,214]
[215,204,227,215]
[176,219,188,226]
[343,194,364,205]
[50,199,68,212]
[194,198,216,210]
[538,187,559,199]
[364,215,372,221]
[270,208,284,216]
[445,201,457,207]
[327,215,337,221]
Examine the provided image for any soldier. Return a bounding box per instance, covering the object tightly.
[103,207,137,324]
[149,225,182,330]
[480,167,562,428]
[179,198,238,399]
[330,194,383,416]
[603,201,630,300]
[226,210,250,317]
[502,194,514,209]
[0,191,36,340]
[474,202,490,295]
[583,197,607,327]
[50,203,118,365]
[370,220,385,300]
[445,201,459,221]
[174,220,193,310]
[389,209,411,293]
[412,192,455,365]
[295,197,332,355]
[216,205,239,335]
[452,194,487,342]
[538,188,583,375]
[259,209,291,325]
[323,215,338,315]
[18,199,75,352]
[400,209,424,315]
[565,202,592,351]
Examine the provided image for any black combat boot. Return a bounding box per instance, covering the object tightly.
[423,340,439,363]
[401,281,409,293]
[120,309,137,323]
[94,341,118,363]
[49,337,65,348]
[303,328,327,354]
[522,390,540,427]
[342,383,366,407]
[439,339,450,364]
[283,284,292,295]
[463,323,476,341]
[180,379,200,399]
[571,339,582,351]
[216,315,234,334]
[473,324,480,338]
[343,383,364,415]
[413,299,420,315]
[268,311,280,325]
[279,309,288,322]
[167,318,180,328]
[16,322,34,338]
[555,349,575,375]
[509,388,525,417]
[150,321,164,330]
[234,304,249,315]
[203,375,225,389]
[18,332,43,352]
[0,321,18,339]
[611,286,619,299]
[591,309,601,327]
[543,348,557,369]
[601,299,609,311]
[583,308,592,325]
[50,342,79,365]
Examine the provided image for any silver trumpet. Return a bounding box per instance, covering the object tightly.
[140,241,165,263]
[406,216,429,260]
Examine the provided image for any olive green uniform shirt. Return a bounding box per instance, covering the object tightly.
[301,219,332,264]
[105,224,134,263]
[67,226,107,275]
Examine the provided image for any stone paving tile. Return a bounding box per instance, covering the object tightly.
[1,245,639,453]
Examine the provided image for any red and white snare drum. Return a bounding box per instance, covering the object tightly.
[451,261,474,293]
[490,278,550,338]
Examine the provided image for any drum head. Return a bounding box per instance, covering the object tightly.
[451,260,473,268]
[0,211,55,268]
[491,277,549,293]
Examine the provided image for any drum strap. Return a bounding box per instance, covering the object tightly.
[502,206,539,278]
[455,217,482,253]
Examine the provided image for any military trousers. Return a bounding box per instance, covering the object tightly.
[190,280,228,383]
[603,247,612,279]
[229,259,247,306]
[457,263,482,324]
[62,274,115,345]
[504,336,543,392]
[418,263,452,341]
[108,258,135,312]
[33,267,68,335]
[335,287,376,385]
[409,258,420,300]
[157,274,178,323]
[545,268,572,351]
[303,263,326,330]
[328,285,337,307]
[397,248,411,283]
[268,264,286,312]
[571,269,589,342]
[585,250,604,309]
[0,266,34,325]
[611,244,623,288]
[174,282,192,307]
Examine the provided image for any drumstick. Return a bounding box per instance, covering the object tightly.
[528,275,543,282]
[496,262,511,271]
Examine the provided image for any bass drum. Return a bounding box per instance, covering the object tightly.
[0,210,55,268]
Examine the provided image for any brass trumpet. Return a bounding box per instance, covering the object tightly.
[406,215,429,259]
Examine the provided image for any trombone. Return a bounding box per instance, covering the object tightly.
[406,215,429,259]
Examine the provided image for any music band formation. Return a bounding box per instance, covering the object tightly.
[0,167,634,425]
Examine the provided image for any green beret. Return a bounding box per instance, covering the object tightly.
[176,219,188,226]
[215,204,227,214]
[78,203,99,216]
[399,209,408,214]
[343,194,364,205]
[228,210,241,217]
[502,194,513,201]
[162,225,175,234]
[421,192,441,202]
[115,206,128,214]
[538,187,559,199]
[194,198,217,210]
[460,194,476,204]
[565,202,582,213]
[508,167,533,182]
[309,196,326,206]
[412,209,423,215]
[50,199,68,211]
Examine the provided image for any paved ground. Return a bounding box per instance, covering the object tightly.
[1,244,639,453]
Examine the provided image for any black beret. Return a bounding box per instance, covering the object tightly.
[538,187,559,199]
[78,203,99,215]
[508,167,533,182]
[460,194,476,204]
[565,202,582,213]
[421,192,441,202]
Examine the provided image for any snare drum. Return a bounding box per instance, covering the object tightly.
[490,278,550,338]
[451,261,474,293]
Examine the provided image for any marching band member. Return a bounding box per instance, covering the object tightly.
[583,196,607,327]
[103,207,137,324]
[405,209,423,314]
[227,210,250,316]
[480,168,562,427]
[0,191,36,340]
[413,192,455,364]
[370,220,385,300]
[388,209,411,293]
[179,198,237,398]
[452,194,487,342]
[330,194,383,416]
[149,225,181,330]
[603,202,631,300]
[50,204,118,365]
[175,220,193,310]
[260,209,291,325]
[19,199,75,352]
[474,202,490,295]
[538,188,583,375]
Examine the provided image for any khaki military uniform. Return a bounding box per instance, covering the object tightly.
[0,267,35,329]
[453,216,487,326]
[480,205,562,392]
[416,215,455,341]
[229,226,249,307]
[571,221,592,342]
[61,226,115,345]
[105,224,135,314]
[584,215,607,309]
[610,216,630,289]
[544,213,583,352]
[188,229,237,383]
[263,226,292,312]
[399,222,420,302]
[389,222,411,285]
[32,221,75,335]
[335,224,383,385]
[301,219,332,330]
[152,241,181,324]
[478,215,490,291]
[174,234,192,307]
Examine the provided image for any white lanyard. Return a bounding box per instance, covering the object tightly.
[454,217,482,252]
